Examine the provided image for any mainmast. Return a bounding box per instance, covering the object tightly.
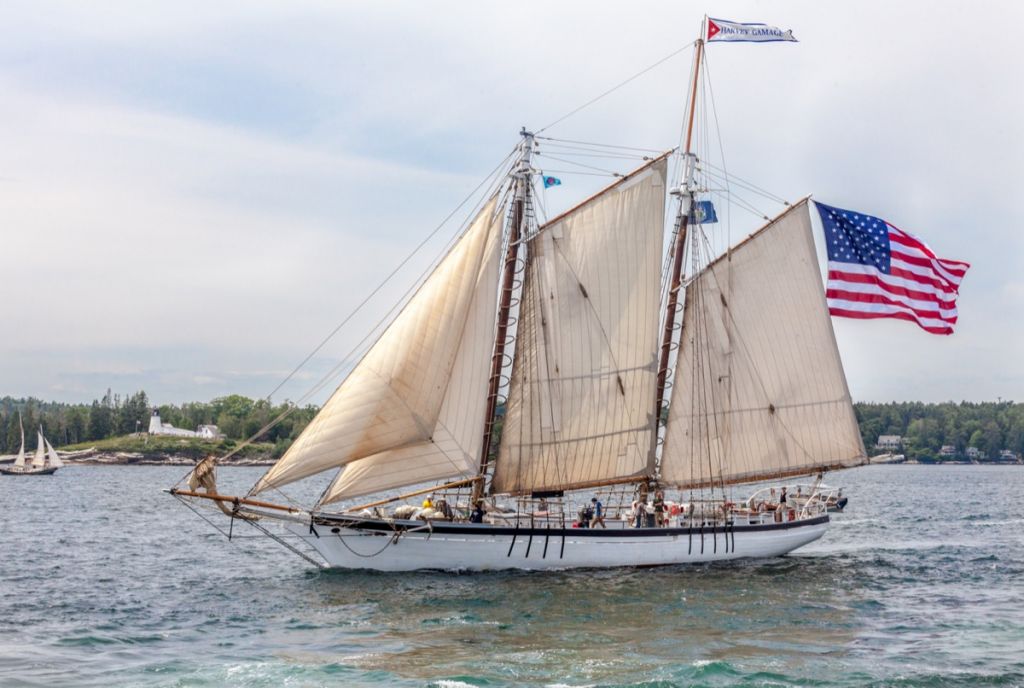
[653,31,704,481]
[475,128,534,500]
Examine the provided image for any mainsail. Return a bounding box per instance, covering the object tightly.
[252,196,503,496]
[491,158,667,495]
[14,419,25,468]
[659,200,866,489]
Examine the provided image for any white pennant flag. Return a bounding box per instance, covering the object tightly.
[707,18,798,43]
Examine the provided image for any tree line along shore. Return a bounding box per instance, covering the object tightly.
[1,393,1022,465]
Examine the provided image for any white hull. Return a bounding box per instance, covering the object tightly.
[288,514,829,571]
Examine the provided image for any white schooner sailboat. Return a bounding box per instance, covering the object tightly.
[170,22,868,570]
[1,416,64,476]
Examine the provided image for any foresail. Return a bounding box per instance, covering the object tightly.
[491,158,667,495]
[252,196,502,495]
[660,200,865,489]
[319,195,503,503]
[46,440,64,468]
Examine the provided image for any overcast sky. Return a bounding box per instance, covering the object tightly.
[2,1,1021,406]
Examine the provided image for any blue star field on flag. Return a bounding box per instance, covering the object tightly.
[815,202,891,273]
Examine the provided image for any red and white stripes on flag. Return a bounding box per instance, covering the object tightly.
[815,202,970,335]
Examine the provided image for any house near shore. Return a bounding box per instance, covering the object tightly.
[197,424,224,440]
[876,434,903,451]
[148,409,222,440]
[939,445,957,457]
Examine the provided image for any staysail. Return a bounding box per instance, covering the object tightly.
[31,431,46,468]
[491,158,667,495]
[659,200,866,489]
[252,196,503,496]
[45,439,64,469]
[318,196,504,503]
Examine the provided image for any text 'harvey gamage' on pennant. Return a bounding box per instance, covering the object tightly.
[814,202,970,335]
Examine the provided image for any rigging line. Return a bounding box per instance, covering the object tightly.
[536,136,666,154]
[535,169,620,178]
[537,149,651,162]
[699,167,784,207]
[700,160,788,205]
[698,187,773,224]
[694,226,729,497]
[534,153,624,177]
[536,41,697,134]
[263,146,518,404]
[536,141,654,157]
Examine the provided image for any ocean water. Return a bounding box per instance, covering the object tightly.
[1,464,1022,687]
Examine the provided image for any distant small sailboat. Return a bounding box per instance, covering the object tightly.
[0,416,62,476]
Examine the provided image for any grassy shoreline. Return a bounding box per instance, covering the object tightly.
[57,434,277,464]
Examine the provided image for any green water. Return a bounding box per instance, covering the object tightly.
[1,465,1022,686]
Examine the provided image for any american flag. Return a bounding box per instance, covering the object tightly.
[814,202,970,335]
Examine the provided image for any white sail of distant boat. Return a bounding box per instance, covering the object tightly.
[13,415,26,468]
[169,17,890,571]
[31,431,46,468]
[46,440,64,469]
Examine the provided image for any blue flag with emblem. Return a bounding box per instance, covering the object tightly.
[542,175,561,189]
[689,200,718,224]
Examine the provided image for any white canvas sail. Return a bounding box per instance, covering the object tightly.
[14,419,26,468]
[31,430,46,468]
[46,439,64,469]
[660,200,865,489]
[252,196,503,495]
[319,194,504,503]
[491,158,667,495]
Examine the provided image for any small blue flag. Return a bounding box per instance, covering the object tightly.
[689,200,718,224]
[542,175,562,189]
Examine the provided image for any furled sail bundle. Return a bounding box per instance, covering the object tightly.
[659,200,865,489]
[252,196,503,499]
[491,158,667,495]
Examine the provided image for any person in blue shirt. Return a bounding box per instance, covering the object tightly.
[589,497,606,528]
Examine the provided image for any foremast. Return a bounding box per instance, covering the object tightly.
[474,128,534,502]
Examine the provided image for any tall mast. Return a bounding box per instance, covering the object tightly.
[475,128,534,500]
[653,29,705,479]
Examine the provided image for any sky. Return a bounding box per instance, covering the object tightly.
[2,1,1021,406]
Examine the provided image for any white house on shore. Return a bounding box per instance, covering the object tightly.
[876,435,903,451]
[148,409,223,440]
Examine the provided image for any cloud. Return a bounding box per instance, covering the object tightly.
[1,1,1021,404]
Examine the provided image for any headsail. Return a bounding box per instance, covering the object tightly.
[659,200,865,489]
[318,195,504,503]
[45,439,64,469]
[491,158,667,495]
[31,430,46,468]
[252,196,503,496]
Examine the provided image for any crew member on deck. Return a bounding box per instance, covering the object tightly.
[469,500,486,523]
[590,497,606,528]
[653,490,666,527]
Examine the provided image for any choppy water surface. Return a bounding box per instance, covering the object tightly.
[1,465,1022,687]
